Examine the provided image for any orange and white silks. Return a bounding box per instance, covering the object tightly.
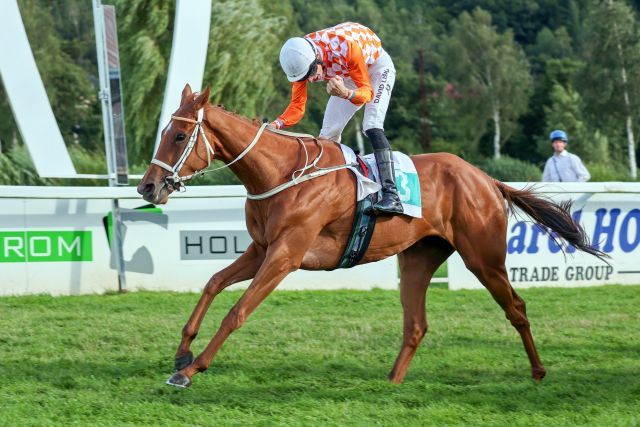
[277,22,391,133]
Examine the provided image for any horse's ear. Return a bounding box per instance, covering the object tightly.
[193,85,211,109]
[180,84,193,105]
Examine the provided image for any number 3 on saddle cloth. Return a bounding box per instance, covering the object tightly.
[333,145,423,269]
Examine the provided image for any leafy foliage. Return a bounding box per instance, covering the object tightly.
[1,0,639,185]
[15,0,102,150]
[442,8,532,159]
[585,160,633,181]
[205,0,286,118]
[479,155,542,181]
[580,0,640,178]
[0,146,49,185]
[0,145,108,186]
[111,0,174,161]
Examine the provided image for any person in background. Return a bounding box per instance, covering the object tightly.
[542,130,590,182]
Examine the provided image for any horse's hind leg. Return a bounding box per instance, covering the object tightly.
[509,287,546,380]
[388,238,453,384]
[457,237,546,381]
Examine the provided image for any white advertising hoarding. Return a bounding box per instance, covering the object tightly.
[3,183,638,295]
[449,182,640,290]
[0,186,397,296]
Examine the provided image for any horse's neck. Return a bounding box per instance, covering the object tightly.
[208,109,306,194]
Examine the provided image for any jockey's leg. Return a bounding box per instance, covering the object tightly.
[362,50,402,215]
[319,79,361,142]
[366,129,403,214]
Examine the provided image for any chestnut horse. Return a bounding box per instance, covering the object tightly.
[138,84,604,388]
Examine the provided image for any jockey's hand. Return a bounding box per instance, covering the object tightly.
[326,76,352,99]
[269,119,284,130]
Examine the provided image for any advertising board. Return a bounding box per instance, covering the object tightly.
[0,186,397,296]
[449,183,640,290]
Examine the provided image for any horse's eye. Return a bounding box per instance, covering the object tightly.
[176,133,186,142]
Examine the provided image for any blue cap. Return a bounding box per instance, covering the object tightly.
[549,130,568,142]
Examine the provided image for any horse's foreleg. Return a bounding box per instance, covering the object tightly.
[174,242,265,371]
[388,239,453,384]
[167,238,306,388]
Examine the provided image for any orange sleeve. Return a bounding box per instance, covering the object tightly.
[346,41,374,105]
[277,81,307,127]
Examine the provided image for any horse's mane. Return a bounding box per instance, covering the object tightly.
[212,104,262,126]
[209,103,326,145]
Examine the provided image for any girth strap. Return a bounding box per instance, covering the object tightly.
[332,193,377,269]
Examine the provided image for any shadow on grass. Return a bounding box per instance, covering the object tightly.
[153,362,640,418]
[6,340,639,415]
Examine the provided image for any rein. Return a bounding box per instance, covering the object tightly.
[152,108,356,199]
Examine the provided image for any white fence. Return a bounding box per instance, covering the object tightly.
[0,185,397,296]
[1,182,639,296]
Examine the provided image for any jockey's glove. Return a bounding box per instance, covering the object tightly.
[269,118,284,130]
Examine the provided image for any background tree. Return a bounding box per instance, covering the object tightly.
[443,8,532,159]
[380,2,441,154]
[2,0,639,184]
[581,0,640,179]
[16,0,101,150]
[111,0,174,162]
[0,84,19,154]
[205,0,286,118]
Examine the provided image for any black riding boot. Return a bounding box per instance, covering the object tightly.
[372,148,404,215]
[364,128,403,215]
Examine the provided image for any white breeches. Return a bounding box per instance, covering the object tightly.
[319,49,396,143]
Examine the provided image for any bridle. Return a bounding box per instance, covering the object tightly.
[151,108,215,191]
[151,107,356,199]
[151,107,269,191]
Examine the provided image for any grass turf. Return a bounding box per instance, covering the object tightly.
[1,285,638,426]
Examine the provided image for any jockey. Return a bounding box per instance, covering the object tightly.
[272,22,402,215]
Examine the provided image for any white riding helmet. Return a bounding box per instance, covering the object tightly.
[279,37,317,82]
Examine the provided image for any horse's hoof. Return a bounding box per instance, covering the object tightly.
[166,372,191,388]
[174,352,194,372]
[532,366,546,381]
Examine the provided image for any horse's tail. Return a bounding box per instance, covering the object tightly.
[494,181,608,261]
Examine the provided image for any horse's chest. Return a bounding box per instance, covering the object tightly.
[245,214,267,247]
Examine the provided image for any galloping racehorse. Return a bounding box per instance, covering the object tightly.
[138,85,604,388]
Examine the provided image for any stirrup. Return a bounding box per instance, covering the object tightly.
[373,194,403,215]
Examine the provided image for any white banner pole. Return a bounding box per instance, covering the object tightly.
[153,0,212,156]
[0,0,77,177]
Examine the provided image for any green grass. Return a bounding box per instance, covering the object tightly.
[1,286,639,426]
[434,261,448,278]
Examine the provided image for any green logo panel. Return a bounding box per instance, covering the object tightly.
[0,231,93,263]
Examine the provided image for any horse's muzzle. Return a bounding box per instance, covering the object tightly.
[137,180,170,204]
